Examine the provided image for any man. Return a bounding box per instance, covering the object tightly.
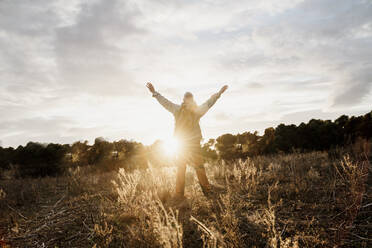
[146,82,228,199]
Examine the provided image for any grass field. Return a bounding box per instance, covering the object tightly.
[0,142,371,247]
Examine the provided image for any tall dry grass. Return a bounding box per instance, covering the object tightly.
[0,141,370,247]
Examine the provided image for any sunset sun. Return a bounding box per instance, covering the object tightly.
[161,136,181,157]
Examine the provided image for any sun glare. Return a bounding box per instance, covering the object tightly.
[162,137,181,157]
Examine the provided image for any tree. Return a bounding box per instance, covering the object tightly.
[15,142,68,177]
[0,147,14,170]
[70,140,90,166]
[201,139,218,160]
[215,133,239,160]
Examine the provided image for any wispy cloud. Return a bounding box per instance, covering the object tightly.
[0,0,371,147]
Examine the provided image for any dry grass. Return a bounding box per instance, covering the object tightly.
[0,142,371,247]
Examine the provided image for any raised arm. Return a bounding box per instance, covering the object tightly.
[146,82,180,115]
[196,85,228,117]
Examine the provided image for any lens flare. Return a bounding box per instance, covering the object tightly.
[161,137,181,157]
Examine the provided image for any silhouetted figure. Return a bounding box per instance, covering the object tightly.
[146,82,228,199]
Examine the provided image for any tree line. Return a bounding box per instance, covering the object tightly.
[212,110,372,160]
[0,110,371,178]
[0,138,148,178]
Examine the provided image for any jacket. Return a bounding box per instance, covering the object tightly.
[152,91,220,143]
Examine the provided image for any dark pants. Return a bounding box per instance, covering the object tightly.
[175,140,210,196]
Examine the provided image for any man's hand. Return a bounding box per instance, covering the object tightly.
[146,82,155,94]
[218,85,228,96]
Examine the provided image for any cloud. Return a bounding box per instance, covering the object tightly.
[0,0,60,99]
[0,116,110,147]
[0,0,371,147]
[206,0,372,108]
[55,0,146,96]
[0,117,74,147]
[332,67,372,107]
[214,112,230,121]
[249,0,372,106]
[246,83,264,90]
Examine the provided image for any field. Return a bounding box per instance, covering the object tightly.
[0,143,371,247]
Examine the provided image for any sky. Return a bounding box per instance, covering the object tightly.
[0,0,372,148]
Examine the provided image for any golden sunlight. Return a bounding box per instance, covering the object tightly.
[161,136,181,157]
